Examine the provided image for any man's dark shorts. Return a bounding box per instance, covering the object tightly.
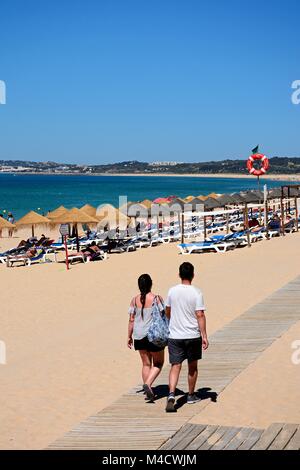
[168,337,202,364]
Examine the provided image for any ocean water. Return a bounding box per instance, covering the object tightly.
[0,173,293,219]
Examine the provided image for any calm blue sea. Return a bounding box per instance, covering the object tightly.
[0,173,294,219]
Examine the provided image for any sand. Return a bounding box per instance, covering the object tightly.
[0,230,300,449]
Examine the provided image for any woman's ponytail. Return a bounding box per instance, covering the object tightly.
[138,274,152,319]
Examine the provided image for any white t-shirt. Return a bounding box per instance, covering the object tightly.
[166,284,205,339]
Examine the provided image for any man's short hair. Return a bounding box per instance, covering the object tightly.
[179,262,194,281]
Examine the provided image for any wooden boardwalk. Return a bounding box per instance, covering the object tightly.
[49,276,300,450]
[160,422,300,450]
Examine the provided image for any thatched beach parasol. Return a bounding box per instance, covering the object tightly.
[0,216,16,236]
[96,204,130,230]
[216,194,236,207]
[140,199,153,209]
[16,211,50,237]
[51,207,99,251]
[203,197,221,210]
[47,205,67,219]
[186,197,205,211]
[240,192,260,204]
[230,193,247,205]
[167,198,185,212]
[184,195,195,202]
[80,204,97,217]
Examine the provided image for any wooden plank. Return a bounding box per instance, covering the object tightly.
[198,426,229,450]
[238,429,264,450]
[252,423,283,450]
[268,424,299,450]
[224,427,256,450]
[284,426,300,450]
[160,424,194,450]
[167,424,207,450]
[186,425,219,450]
[210,427,242,450]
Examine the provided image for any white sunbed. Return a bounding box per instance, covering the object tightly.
[66,253,85,264]
[85,250,108,262]
[177,241,235,255]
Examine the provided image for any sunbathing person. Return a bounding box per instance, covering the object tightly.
[248,217,260,228]
[284,215,295,229]
[82,242,102,261]
[268,215,281,230]
[37,234,48,245]
[7,247,38,262]
[17,237,38,249]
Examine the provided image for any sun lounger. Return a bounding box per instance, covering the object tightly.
[177,241,235,254]
[67,253,85,264]
[6,249,46,267]
[84,250,107,262]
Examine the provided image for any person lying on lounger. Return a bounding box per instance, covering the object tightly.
[7,247,37,261]
[82,242,102,261]
[284,215,295,229]
[248,217,260,228]
[268,215,281,230]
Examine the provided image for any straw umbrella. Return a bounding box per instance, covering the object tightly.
[51,208,98,251]
[97,204,130,231]
[250,190,264,202]
[140,199,153,209]
[168,198,185,211]
[16,211,50,237]
[47,205,67,219]
[80,204,97,217]
[268,187,281,199]
[230,193,247,205]
[216,194,236,207]
[239,192,258,205]
[187,197,206,211]
[203,197,220,210]
[0,216,16,237]
[184,195,195,202]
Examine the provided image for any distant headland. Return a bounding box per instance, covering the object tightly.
[1,157,300,180]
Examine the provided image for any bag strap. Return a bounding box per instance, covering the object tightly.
[153,295,165,313]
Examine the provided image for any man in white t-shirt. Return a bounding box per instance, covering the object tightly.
[165,262,209,412]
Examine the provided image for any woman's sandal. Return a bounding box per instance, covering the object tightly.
[143,384,155,401]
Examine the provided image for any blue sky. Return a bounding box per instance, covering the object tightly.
[0,0,299,164]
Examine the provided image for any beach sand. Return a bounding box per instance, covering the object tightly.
[0,231,300,449]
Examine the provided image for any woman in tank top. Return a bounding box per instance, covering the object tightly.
[128,274,165,401]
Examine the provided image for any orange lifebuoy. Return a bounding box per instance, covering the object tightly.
[247,153,269,176]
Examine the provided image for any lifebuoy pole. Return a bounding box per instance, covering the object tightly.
[295,196,299,232]
[280,188,285,236]
[244,203,251,248]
